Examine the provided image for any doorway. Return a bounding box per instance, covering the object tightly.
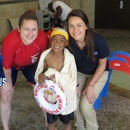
[95,0,130,29]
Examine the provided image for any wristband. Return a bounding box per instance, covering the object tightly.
[88,84,94,87]
[76,83,79,87]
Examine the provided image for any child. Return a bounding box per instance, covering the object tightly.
[35,28,78,130]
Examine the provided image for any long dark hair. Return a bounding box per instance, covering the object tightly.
[66,9,95,60]
[18,9,38,28]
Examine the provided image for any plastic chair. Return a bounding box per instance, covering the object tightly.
[109,57,130,75]
[7,18,19,30]
[102,56,129,97]
[93,68,112,110]
[93,89,103,109]
[111,51,130,65]
[93,51,130,109]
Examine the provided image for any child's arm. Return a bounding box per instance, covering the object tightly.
[38,60,48,87]
[38,73,47,87]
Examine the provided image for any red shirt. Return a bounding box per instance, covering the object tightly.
[2,29,49,69]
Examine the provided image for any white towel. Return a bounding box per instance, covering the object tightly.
[35,48,77,115]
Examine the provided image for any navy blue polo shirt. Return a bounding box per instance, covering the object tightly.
[74,33,110,75]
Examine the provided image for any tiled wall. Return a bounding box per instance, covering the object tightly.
[61,0,95,28]
[0,0,95,41]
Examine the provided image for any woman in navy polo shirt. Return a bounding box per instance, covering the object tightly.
[66,9,110,130]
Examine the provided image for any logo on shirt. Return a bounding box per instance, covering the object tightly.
[0,78,7,87]
[31,53,39,63]
[94,52,98,55]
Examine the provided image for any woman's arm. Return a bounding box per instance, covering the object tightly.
[82,57,107,103]
[52,6,62,24]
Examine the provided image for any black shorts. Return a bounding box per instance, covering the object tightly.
[47,112,74,124]
[0,55,37,87]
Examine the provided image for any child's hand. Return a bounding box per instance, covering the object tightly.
[48,74,55,82]
[38,73,47,87]
[76,87,81,99]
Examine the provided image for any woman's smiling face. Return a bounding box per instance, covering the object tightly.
[68,16,87,42]
[18,19,38,45]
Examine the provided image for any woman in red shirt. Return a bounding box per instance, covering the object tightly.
[0,9,49,130]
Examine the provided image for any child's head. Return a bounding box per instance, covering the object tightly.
[50,28,68,41]
[50,28,69,51]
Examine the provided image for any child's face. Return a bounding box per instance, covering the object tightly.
[50,34,68,52]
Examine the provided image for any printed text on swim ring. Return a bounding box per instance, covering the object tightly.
[34,80,67,115]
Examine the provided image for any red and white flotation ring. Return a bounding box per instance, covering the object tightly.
[34,80,67,115]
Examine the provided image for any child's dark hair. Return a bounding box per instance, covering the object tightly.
[18,9,38,28]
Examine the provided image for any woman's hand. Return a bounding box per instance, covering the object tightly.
[48,74,55,82]
[0,82,13,98]
[1,68,13,98]
[82,85,96,104]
